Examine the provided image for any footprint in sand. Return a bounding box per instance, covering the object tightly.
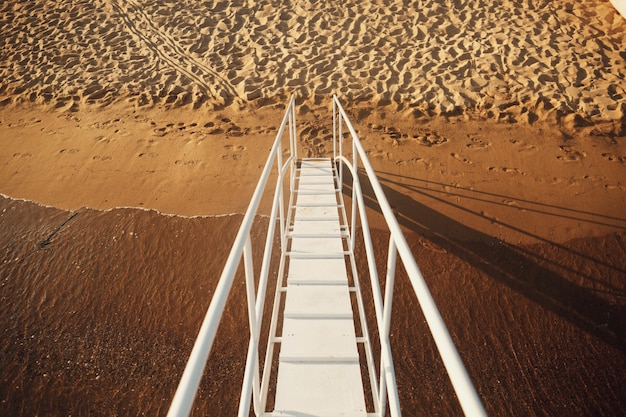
[582,174,607,182]
[138,152,158,158]
[226,125,246,137]
[222,144,246,160]
[412,129,447,147]
[12,152,33,158]
[92,155,112,161]
[488,166,524,175]
[8,118,42,128]
[451,152,472,164]
[223,144,246,152]
[509,138,537,152]
[367,149,392,160]
[174,159,199,166]
[152,121,200,137]
[557,145,586,162]
[152,127,167,137]
[133,115,153,124]
[385,127,403,140]
[92,118,121,129]
[367,123,385,132]
[59,148,80,154]
[465,135,491,149]
[602,153,626,163]
[395,157,432,168]
[207,126,225,135]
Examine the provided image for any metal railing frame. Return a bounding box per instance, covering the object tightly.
[332,95,487,417]
[167,96,297,417]
[168,95,486,417]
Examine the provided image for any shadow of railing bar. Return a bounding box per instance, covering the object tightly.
[376,171,626,226]
[349,169,625,353]
[373,171,626,286]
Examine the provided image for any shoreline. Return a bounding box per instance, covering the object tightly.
[2,100,625,245]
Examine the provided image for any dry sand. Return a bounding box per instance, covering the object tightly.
[1,0,625,415]
[1,0,625,243]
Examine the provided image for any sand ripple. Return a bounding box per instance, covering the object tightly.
[0,0,625,127]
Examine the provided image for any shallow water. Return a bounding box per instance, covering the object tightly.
[0,195,624,416]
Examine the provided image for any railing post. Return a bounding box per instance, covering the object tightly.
[290,96,297,162]
[333,97,337,161]
[379,237,399,416]
[339,108,343,188]
[238,235,261,416]
[277,126,286,255]
[350,138,358,252]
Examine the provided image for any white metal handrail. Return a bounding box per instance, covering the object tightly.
[332,95,487,417]
[168,95,486,417]
[167,95,297,417]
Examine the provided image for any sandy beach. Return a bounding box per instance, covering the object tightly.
[1,0,625,415]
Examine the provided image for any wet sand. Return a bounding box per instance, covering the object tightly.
[0,196,624,415]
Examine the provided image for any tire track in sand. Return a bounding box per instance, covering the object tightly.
[107,0,242,106]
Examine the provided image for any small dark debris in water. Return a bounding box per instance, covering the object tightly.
[39,212,79,248]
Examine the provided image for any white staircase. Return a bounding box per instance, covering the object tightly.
[166,96,486,417]
[271,158,367,416]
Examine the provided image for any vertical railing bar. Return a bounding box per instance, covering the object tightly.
[243,235,261,415]
[333,97,337,161]
[260,194,288,406]
[291,96,297,162]
[261,264,285,411]
[239,235,261,416]
[352,254,382,412]
[379,238,398,416]
[352,176,384,330]
[280,100,298,256]
[381,342,401,416]
[260,176,286,411]
[277,125,284,171]
[259,245,287,410]
[251,187,280,412]
[277,123,286,256]
[238,340,256,416]
[255,178,281,323]
[289,96,294,159]
[348,251,382,413]
[350,133,358,252]
[339,108,343,188]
